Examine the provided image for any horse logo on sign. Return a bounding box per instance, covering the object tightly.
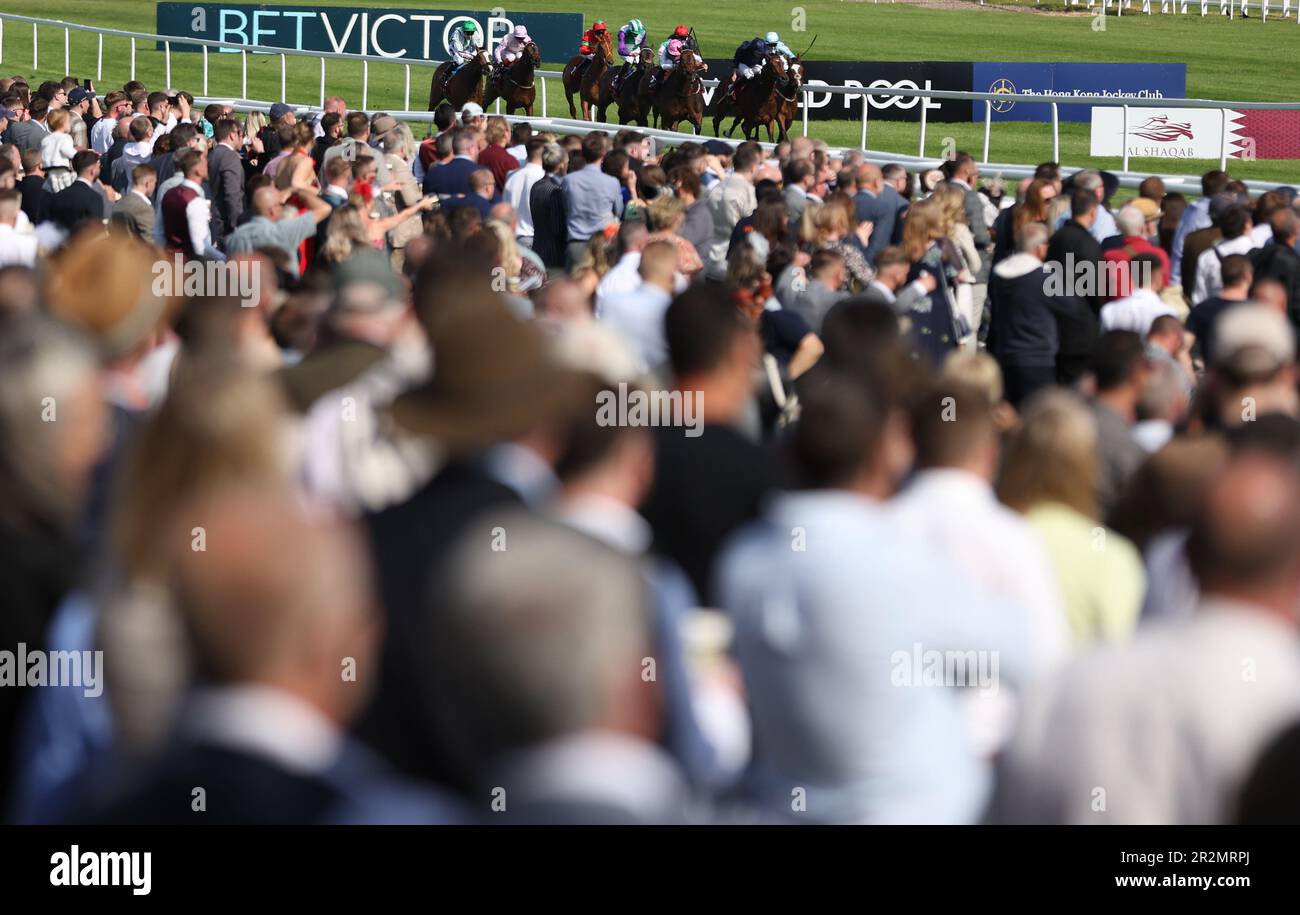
[1131,115,1195,142]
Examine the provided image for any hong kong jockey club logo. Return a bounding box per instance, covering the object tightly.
[1130,115,1195,142]
[989,78,1016,113]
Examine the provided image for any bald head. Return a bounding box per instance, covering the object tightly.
[534,278,592,326]
[252,185,284,218]
[857,162,882,192]
[638,240,677,291]
[172,487,378,720]
[1252,278,1289,316]
[1186,453,1300,611]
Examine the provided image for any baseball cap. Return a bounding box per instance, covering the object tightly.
[370,114,398,136]
[1213,305,1296,376]
[68,87,95,105]
[460,101,484,121]
[1130,197,1161,221]
[269,102,294,121]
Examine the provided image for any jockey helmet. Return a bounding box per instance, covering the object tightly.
[593,21,607,32]
[765,31,780,44]
[674,25,690,38]
[512,25,528,38]
[629,19,644,34]
[462,20,477,33]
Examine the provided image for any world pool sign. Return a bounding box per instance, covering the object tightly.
[156,4,582,61]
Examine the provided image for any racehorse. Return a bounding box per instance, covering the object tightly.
[773,56,803,143]
[649,49,706,134]
[562,30,615,121]
[484,41,541,116]
[598,46,654,126]
[428,48,488,112]
[711,53,788,141]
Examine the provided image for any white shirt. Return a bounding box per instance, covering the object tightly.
[177,179,219,259]
[1100,287,1177,335]
[594,251,643,316]
[90,116,118,154]
[1193,234,1256,305]
[891,469,1070,675]
[185,685,342,776]
[0,223,39,268]
[890,469,1071,757]
[502,161,544,238]
[598,280,673,374]
[40,131,75,169]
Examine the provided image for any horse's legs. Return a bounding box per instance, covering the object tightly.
[766,119,775,143]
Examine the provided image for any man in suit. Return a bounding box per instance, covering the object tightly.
[1045,187,1105,384]
[859,245,936,315]
[791,247,848,333]
[16,149,50,226]
[438,167,495,221]
[356,261,594,789]
[87,487,458,825]
[420,510,690,824]
[49,150,107,235]
[782,157,817,228]
[110,164,156,239]
[853,163,895,266]
[1253,207,1300,332]
[8,96,49,155]
[948,152,994,339]
[421,127,480,198]
[207,117,246,247]
[528,142,568,271]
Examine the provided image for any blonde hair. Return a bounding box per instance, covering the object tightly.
[321,204,371,263]
[47,108,70,132]
[646,194,685,233]
[483,219,523,290]
[997,388,1099,518]
[381,121,417,161]
[901,198,944,262]
[940,351,1004,406]
[800,201,850,245]
[485,116,510,146]
[934,184,967,235]
[244,111,267,139]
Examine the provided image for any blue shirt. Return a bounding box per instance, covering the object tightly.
[1170,195,1212,279]
[716,490,1032,823]
[562,164,624,242]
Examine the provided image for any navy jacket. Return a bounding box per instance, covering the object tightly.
[422,156,479,197]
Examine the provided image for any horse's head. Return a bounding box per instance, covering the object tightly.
[524,41,541,65]
[679,49,702,74]
[766,53,788,79]
[474,48,491,67]
[786,56,804,86]
[598,30,615,63]
[638,47,654,68]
